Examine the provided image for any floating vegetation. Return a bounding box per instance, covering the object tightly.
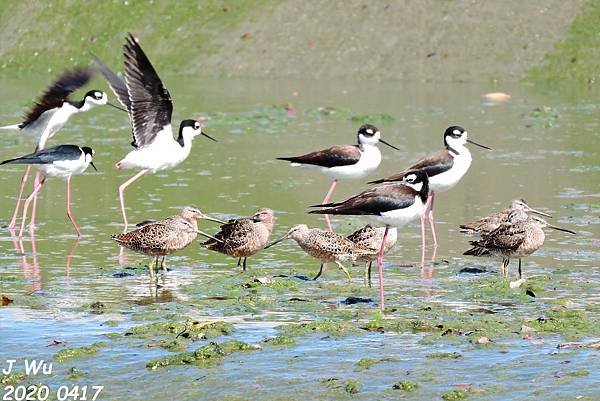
[54,342,109,362]
[146,340,259,370]
[124,320,233,341]
[393,380,419,392]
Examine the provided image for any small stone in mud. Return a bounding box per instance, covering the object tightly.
[393,380,419,392]
[342,297,373,305]
[458,267,492,274]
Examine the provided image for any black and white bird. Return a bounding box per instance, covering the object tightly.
[277,124,399,231]
[0,67,120,230]
[310,169,429,311]
[370,126,491,248]
[1,145,97,237]
[94,33,216,229]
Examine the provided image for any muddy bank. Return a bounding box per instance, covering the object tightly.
[0,0,586,83]
[197,0,584,82]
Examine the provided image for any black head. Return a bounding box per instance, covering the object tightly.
[81,146,94,156]
[443,126,466,145]
[179,119,217,143]
[81,146,97,171]
[84,90,105,101]
[401,169,429,200]
[357,124,379,138]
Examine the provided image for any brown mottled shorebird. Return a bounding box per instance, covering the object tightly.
[463,210,575,279]
[460,199,551,235]
[264,224,374,281]
[201,208,275,270]
[347,225,398,287]
[112,206,224,279]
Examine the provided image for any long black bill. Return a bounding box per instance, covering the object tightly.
[547,224,576,235]
[195,229,224,243]
[466,139,492,150]
[107,102,128,113]
[263,236,288,249]
[380,138,400,151]
[527,207,552,218]
[90,161,98,172]
[202,131,217,142]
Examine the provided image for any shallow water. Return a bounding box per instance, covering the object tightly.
[0,76,599,400]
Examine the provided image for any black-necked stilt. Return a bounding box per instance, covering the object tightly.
[1,144,97,237]
[460,198,551,235]
[96,33,216,229]
[370,126,491,248]
[0,67,120,231]
[277,124,399,231]
[464,210,575,279]
[310,169,430,311]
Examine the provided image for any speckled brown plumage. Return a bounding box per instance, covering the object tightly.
[202,208,275,270]
[347,225,397,261]
[112,205,223,278]
[464,210,575,278]
[460,199,550,235]
[347,225,398,286]
[265,224,374,281]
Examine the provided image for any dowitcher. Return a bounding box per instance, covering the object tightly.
[0,67,121,231]
[463,210,575,279]
[264,224,374,281]
[201,208,275,270]
[311,169,429,311]
[111,206,224,279]
[460,198,551,235]
[94,33,216,230]
[1,145,97,237]
[347,225,398,286]
[370,126,491,248]
[277,124,399,231]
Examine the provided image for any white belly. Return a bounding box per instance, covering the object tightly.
[37,157,88,180]
[118,138,190,172]
[21,105,78,147]
[322,146,382,180]
[369,196,425,227]
[429,152,472,193]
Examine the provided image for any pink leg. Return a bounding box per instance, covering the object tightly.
[66,176,81,237]
[28,171,42,230]
[377,225,390,312]
[119,170,148,231]
[321,179,338,232]
[19,178,46,237]
[419,192,433,266]
[8,165,32,230]
[427,191,438,248]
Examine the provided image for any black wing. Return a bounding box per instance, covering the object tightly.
[123,32,173,148]
[91,54,131,113]
[1,145,82,165]
[21,68,94,128]
[278,145,361,168]
[370,149,453,184]
[310,184,417,216]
